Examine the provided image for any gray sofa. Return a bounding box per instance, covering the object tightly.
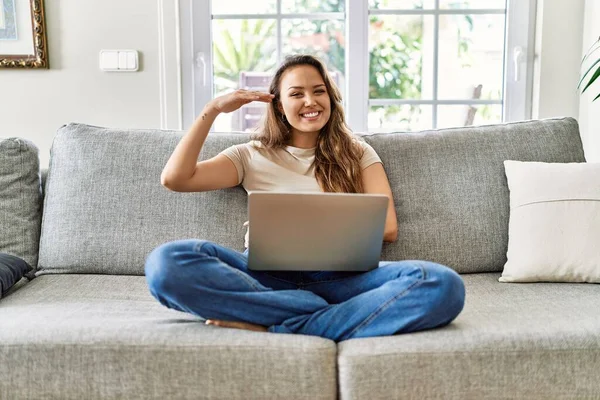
[1,118,599,400]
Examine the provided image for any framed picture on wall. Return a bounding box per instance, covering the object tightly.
[0,0,48,68]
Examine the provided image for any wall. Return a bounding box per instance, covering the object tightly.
[0,0,164,168]
[532,0,585,121]
[578,0,600,162]
[0,0,594,167]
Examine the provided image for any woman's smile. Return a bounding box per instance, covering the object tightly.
[300,111,321,121]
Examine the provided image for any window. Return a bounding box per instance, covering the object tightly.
[180,0,535,132]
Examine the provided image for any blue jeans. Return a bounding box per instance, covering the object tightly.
[145,239,465,342]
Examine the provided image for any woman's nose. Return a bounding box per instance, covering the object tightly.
[305,96,316,106]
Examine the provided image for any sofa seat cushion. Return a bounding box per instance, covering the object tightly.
[338,273,600,400]
[0,275,337,400]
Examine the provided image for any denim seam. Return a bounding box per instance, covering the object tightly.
[217,256,265,292]
[193,242,264,292]
[344,264,427,339]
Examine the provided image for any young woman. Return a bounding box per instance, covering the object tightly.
[145,55,465,342]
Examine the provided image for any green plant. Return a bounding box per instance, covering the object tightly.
[212,19,277,94]
[579,36,600,102]
[368,15,423,127]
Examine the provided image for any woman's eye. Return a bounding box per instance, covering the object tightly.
[290,93,301,97]
[315,90,325,94]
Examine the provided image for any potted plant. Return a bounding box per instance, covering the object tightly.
[579,36,600,102]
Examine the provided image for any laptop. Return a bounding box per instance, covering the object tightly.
[247,191,388,272]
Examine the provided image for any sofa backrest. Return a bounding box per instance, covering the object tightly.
[0,138,42,268]
[38,123,248,275]
[363,117,584,273]
[37,118,585,276]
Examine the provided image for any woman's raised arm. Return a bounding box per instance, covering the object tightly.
[161,90,274,192]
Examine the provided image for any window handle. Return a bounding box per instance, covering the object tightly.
[513,46,524,82]
[195,52,207,86]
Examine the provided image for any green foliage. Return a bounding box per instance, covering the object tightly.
[368,15,423,126]
[478,89,502,121]
[212,0,487,129]
[368,0,477,129]
[579,37,600,102]
[212,19,277,94]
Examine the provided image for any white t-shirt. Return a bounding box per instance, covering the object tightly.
[220,139,382,247]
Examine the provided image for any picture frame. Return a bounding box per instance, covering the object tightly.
[0,0,48,68]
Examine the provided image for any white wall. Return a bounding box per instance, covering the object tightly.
[529,0,600,159]
[0,0,165,168]
[532,0,585,121]
[0,0,594,167]
[578,0,600,162]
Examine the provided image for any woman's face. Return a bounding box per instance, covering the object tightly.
[278,65,332,137]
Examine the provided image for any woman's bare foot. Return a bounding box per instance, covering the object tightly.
[205,319,268,332]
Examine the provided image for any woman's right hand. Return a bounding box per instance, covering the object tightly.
[209,89,275,114]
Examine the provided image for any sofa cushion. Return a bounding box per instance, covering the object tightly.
[38,123,249,275]
[365,117,585,273]
[0,138,42,269]
[337,273,600,400]
[0,253,33,299]
[0,274,337,400]
[501,160,600,283]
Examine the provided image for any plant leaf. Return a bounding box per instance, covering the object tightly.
[581,38,600,65]
[213,45,230,73]
[594,93,600,102]
[581,65,600,94]
[239,20,248,70]
[223,28,241,72]
[578,58,600,89]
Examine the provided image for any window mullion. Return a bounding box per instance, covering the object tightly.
[503,0,536,122]
[188,0,214,129]
[346,0,369,133]
[432,0,440,129]
[276,0,282,64]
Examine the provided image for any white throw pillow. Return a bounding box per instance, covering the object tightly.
[500,160,600,283]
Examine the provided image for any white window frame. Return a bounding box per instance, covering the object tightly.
[179,0,536,131]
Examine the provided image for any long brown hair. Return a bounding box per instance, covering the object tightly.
[251,54,365,193]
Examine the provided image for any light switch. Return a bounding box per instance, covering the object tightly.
[100,51,119,70]
[126,52,137,70]
[118,52,128,69]
[99,49,139,72]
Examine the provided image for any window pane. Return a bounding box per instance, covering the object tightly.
[437,104,502,129]
[211,0,276,14]
[281,19,346,96]
[282,0,344,13]
[369,15,434,100]
[368,105,433,132]
[437,14,505,100]
[439,0,506,9]
[369,0,434,9]
[212,19,277,132]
